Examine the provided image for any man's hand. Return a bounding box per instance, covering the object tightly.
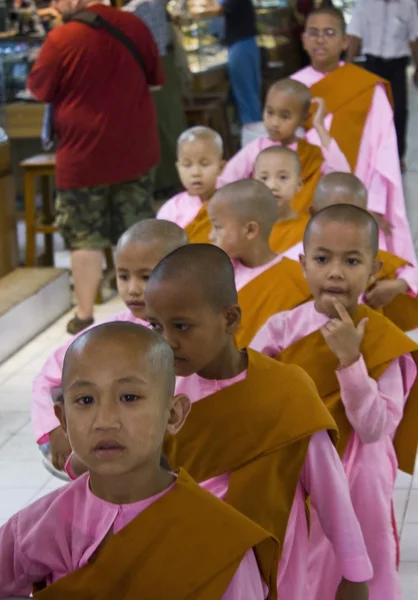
[321,298,367,368]
[364,278,409,309]
[369,211,392,236]
[335,578,369,600]
[49,426,72,471]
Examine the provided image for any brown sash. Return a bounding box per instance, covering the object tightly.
[293,138,324,213]
[269,213,309,254]
[164,350,338,546]
[184,204,211,243]
[35,469,279,600]
[305,64,393,171]
[279,305,418,474]
[236,257,312,349]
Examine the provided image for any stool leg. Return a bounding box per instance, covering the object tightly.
[41,175,54,266]
[24,172,36,267]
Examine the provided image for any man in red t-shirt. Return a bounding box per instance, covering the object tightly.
[28,0,164,334]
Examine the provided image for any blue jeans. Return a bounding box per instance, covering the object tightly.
[228,36,262,125]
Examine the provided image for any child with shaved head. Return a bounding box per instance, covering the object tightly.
[1,322,279,598]
[157,126,225,243]
[208,179,312,348]
[219,78,349,213]
[283,172,418,331]
[253,146,309,251]
[32,219,189,478]
[144,242,372,600]
[252,204,418,600]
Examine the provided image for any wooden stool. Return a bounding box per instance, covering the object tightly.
[183,92,237,158]
[21,153,115,303]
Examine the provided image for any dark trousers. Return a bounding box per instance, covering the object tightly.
[364,55,409,160]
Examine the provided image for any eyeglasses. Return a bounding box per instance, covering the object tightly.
[305,28,339,39]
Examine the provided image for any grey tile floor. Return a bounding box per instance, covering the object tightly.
[2,73,418,595]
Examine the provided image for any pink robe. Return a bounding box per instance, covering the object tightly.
[250,301,417,600]
[292,65,418,269]
[218,137,349,187]
[31,310,149,444]
[156,191,204,229]
[0,474,267,599]
[233,254,282,291]
[283,241,418,297]
[175,366,372,600]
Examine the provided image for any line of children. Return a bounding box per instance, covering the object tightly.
[144,242,372,599]
[207,179,313,348]
[32,219,189,476]
[253,146,310,253]
[283,172,418,331]
[293,5,418,270]
[251,204,418,599]
[1,323,279,598]
[157,126,224,243]
[219,77,350,213]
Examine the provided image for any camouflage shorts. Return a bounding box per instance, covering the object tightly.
[55,175,155,250]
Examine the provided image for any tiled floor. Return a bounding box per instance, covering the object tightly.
[2,78,418,596]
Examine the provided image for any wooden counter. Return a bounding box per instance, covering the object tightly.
[0,141,17,278]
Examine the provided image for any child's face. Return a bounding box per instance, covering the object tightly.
[253,153,302,214]
[301,220,379,317]
[208,199,249,259]
[263,90,306,144]
[145,280,240,377]
[303,13,348,70]
[60,336,186,479]
[116,240,171,320]
[176,139,223,201]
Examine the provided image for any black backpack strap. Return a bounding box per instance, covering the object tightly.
[70,10,147,76]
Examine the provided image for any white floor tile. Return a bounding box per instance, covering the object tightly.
[394,489,410,524]
[0,412,30,436]
[0,488,42,520]
[395,469,413,490]
[401,524,418,562]
[0,460,50,489]
[0,391,32,413]
[400,562,418,599]
[0,434,39,461]
[406,491,418,524]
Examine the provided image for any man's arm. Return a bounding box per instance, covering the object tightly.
[346,1,364,61]
[27,36,62,103]
[347,35,362,62]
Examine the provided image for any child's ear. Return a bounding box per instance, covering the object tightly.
[297,177,304,193]
[369,259,383,285]
[224,304,242,334]
[308,205,315,217]
[218,160,226,175]
[54,403,68,437]
[342,34,349,52]
[246,221,260,240]
[299,254,307,277]
[167,394,191,436]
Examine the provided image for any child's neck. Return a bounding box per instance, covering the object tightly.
[314,299,359,319]
[190,188,216,204]
[198,343,248,381]
[238,240,277,269]
[90,464,174,505]
[277,206,298,222]
[269,134,298,146]
[312,59,341,74]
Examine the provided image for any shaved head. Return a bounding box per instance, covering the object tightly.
[267,78,312,114]
[146,243,238,312]
[210,179,279,237]
[306,5,346,32]
[304,203,379,257]
[116,219,189,256]
[255,146,302,177]
[63,322,176,396]
[177,126,223,158]
[313,173,368,211]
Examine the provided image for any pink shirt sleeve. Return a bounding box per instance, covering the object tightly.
[249,315,285,357]
[222,549,268,599]
[396,265,418,296]
[156,198,178,221]
[219,142,260,186]
[320,137,350,175]
[302,431,373,582]
[336,354,416,443]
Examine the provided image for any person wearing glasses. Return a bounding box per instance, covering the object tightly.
[291,5,418,295]
[346,0,418,173]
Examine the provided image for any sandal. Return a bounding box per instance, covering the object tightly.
[66,314,94,335]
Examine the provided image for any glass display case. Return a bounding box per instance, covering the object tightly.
[0,36,42,103]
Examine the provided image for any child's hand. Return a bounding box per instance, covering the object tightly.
[49,426,72,471]
[364,278,409,309]
[370,211,392,236]
[311,97,327,130]
[321,298,367,368]
[335,578,369,600]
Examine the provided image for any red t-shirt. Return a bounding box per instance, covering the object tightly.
[28,4,164,189]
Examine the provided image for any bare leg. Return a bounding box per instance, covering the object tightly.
[71,249,103,320]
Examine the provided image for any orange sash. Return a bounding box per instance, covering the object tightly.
[293,138,324,213]
[164,350,338,547]
[184,204,211,243]
[269,213,309,254]
[305,64,393,171]
[236,257,312,349]
[279,305,418,474]
[34,469,279,600]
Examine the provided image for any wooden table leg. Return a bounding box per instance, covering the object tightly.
[24,172,36,267]
[41,174,54,266]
